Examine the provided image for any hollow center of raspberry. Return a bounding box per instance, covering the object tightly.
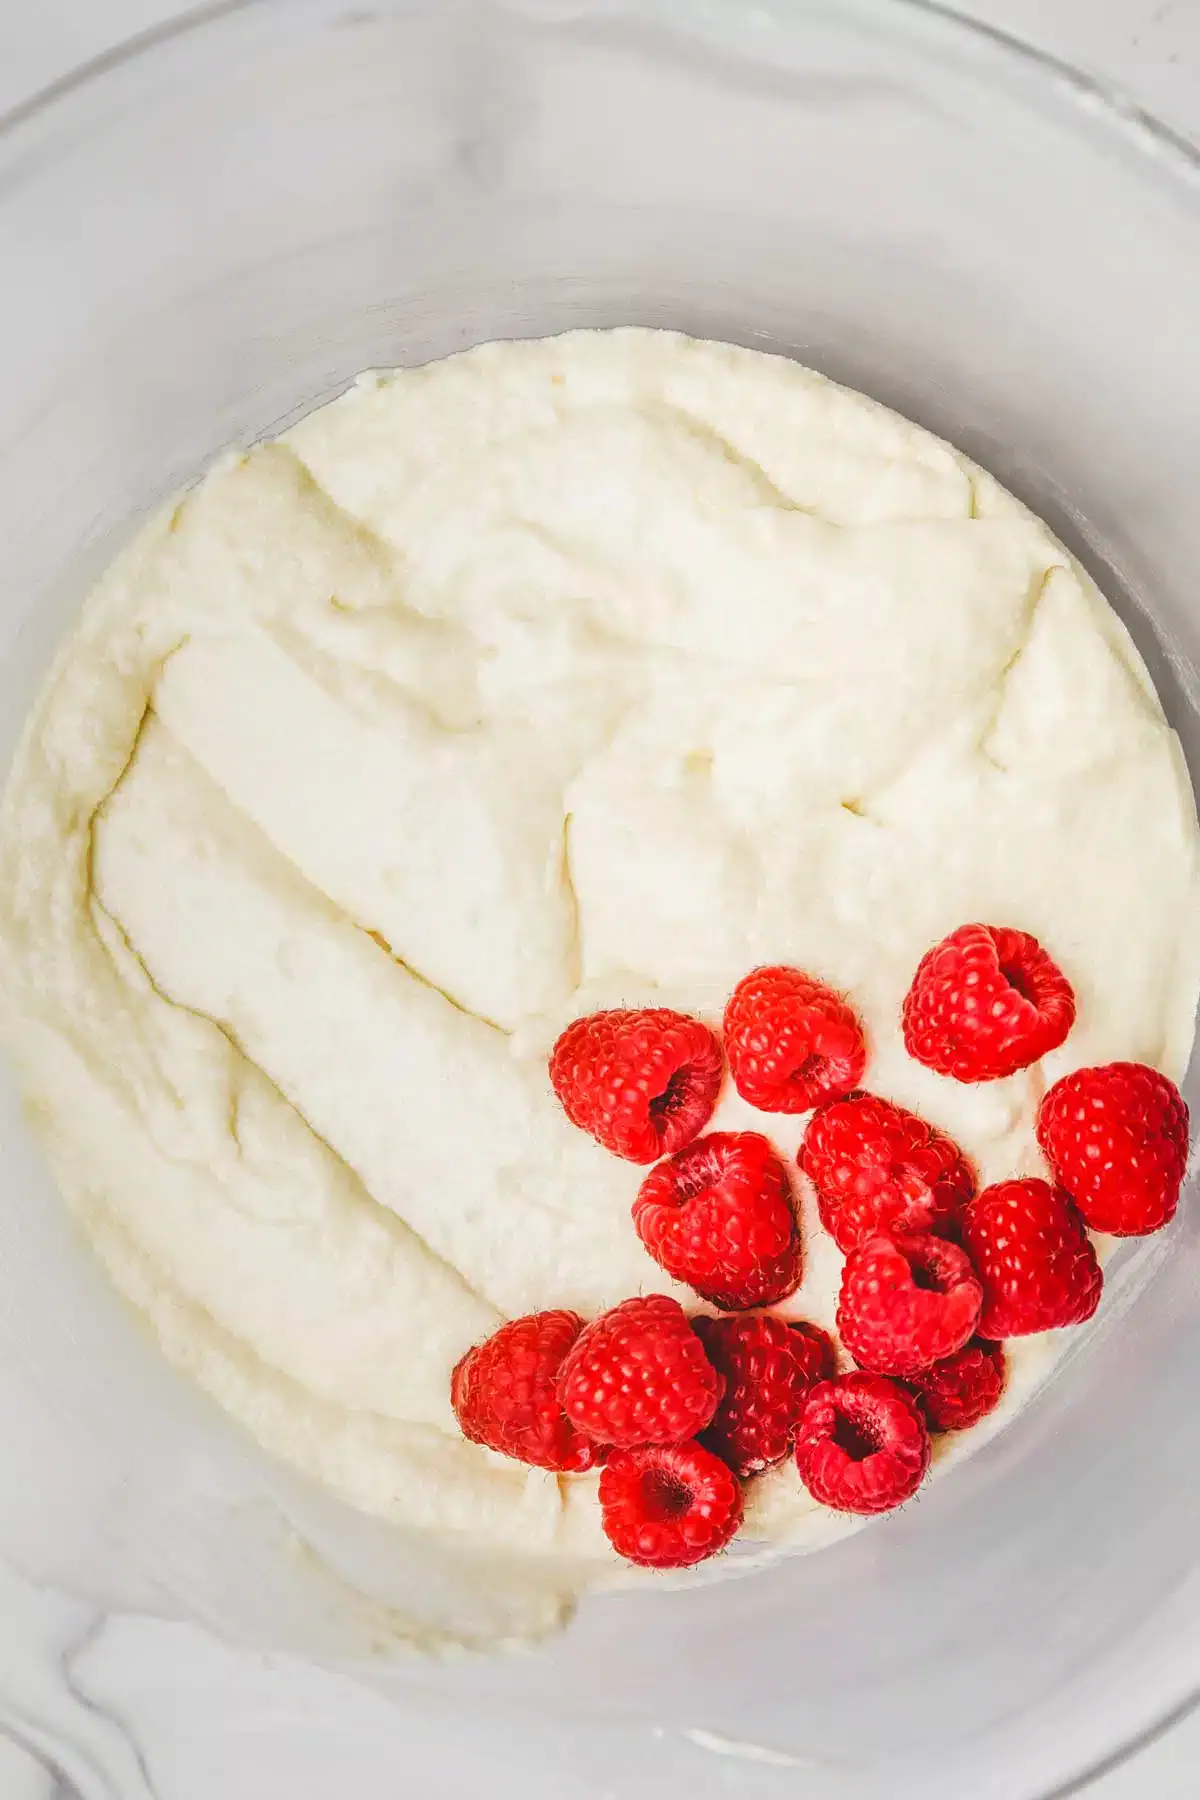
[787,1053,825,1088]
[999,959,1037,1006]
[671,1144,727,1202]
[906,1259,941,1293]
[650,1064,699,1127]
[831,1411,880,1462]
[639,1468,694,1522]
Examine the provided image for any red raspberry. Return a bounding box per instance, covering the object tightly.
[557,1295,723,1448]
[902,923,1075,1082]
[549,1008,723,1163]
[794,1372,930,1514]
[694,1313,836,1477]
[451,1310,601,1472]
[633,1132,801,1310]
[836,1232,982,1377]
[906,1339,1007,1432]
[961,1179,1102,1337]
[723,966,867,1113]
[1037,1062,1190,1237]
[598,1440,744,1568]
[800,1092,975,1253]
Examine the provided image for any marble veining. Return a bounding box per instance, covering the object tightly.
[0,1576,151,1800]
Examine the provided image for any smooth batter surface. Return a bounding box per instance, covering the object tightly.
[1,330,1197,1645]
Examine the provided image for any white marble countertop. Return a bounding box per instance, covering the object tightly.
[1,3,1200,1796]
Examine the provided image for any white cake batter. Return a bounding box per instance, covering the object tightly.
[0,330,1196,1644]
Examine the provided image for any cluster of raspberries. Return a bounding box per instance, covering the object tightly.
[451,924,1189,1570]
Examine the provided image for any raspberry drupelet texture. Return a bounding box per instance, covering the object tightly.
[836,1232,982,1378]
[1038,1061,1189,1236]
[902,923,1075,1082]
[695,1312,835,1477]
[723,966,867,1113]
[795,1372,931,1514]
[801,1092,975,1253]
[451,1310,602,1472]
[556,1295,724,1448]
[906,1339,1007,1432]
[961,1178,1102,1337]
[634,1131,801,1310]
[598,1440,744,1568]
[549,1008,723,1164]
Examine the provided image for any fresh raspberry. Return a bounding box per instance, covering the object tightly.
[598,1440,744,1568]
[549,1008,723,1164]
[450,1310,601,1472]
[800,1092,975,1253]
[1037,1062,1190,1237]
[906,1339,1007,1432]
[836,1232,982,1377]
[723,966,867,1113]
[557,1295,723,1448]
[902,923,1075,1082]
[633,1132,801,1310]
[961,1179,1102,1337]
[694,1313,836,1477]
[794,1372,930,1514]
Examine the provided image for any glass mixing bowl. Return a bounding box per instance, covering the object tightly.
[1,3,1199,1795]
